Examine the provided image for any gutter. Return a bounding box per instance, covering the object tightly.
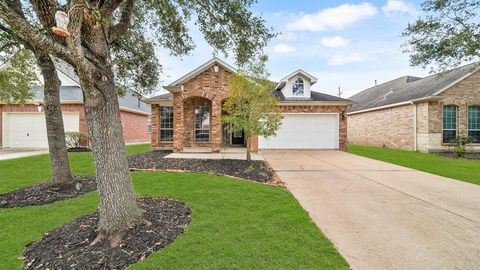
[411,101,418,151]
[347,96,443,115]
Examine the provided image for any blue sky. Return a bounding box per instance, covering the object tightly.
[155,0,428,98]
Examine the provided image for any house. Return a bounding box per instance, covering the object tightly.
[348,62,480,152]
[0,63,150,148]
[143,58,352,152]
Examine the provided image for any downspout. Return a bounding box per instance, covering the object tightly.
[411,101,418,151]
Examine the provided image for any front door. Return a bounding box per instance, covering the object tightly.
[231,130,245,145]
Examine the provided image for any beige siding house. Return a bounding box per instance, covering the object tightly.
[348,63,480,152]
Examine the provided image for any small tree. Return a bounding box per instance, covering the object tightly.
[222,56,282,161]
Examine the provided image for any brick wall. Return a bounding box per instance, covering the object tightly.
[119,110,150,143]
[348,104,415,150]
[1,103,147,146]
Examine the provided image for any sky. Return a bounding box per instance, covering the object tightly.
[154,0,428,98]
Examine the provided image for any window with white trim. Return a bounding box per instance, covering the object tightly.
[292,77,304,96]
[468,106,480,143]
[159,106,173,141]
[442,105,457,143]
[195,106,210,142]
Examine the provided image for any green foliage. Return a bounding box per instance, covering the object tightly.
[0,151,348,270]
[348,144,480,185]
[449,135,474,158]
[402,0,480,72]
[0,49,37,103]
[222,56,283,157]
[65,132,88,148]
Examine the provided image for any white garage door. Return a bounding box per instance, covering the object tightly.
[2,112,80,148]
[259,113,339,149]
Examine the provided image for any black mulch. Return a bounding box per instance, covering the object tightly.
[436,152,480,160]
[128,151,275,183]
[23,197,191,270]
[67,147,91,152]
[0,176,96,209]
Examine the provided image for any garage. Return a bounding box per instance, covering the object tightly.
[259,113,339,149]
[2,112,80,148]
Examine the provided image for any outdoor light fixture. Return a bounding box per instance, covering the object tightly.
[52,11,70,37]
[37,104,43,112]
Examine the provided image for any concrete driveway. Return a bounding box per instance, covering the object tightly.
[0,148,48,161]
[263,150,480,270]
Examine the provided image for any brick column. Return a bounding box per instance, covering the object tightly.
[211,98,222,152]
[150,105,159,147]
[173,96,184,152]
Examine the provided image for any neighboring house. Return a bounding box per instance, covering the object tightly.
[143,58,352,152]
[348,62,480,152]
[0,63,150,148]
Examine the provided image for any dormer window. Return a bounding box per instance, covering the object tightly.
[292,78,304,96]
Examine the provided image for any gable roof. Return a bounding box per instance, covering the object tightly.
[272,90,351,103]
[275,69,318,90]
[166,58,237,88]
[348,62,479,113]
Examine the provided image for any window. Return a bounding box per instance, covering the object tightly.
[468,106,480,143]
[147,115,152,133]
[442,105,457,143]
[195,106,210,142]
[292,77,304,96]
[159,106,173,141]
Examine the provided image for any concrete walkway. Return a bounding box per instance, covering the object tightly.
[0,148,48,161]
[165,148,263,160]
[263,150,480,270]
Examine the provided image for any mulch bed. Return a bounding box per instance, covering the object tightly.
[0,176,96,209]
[436,152,480,160]
[23,197,191,270]
[67,147,91,152]
[128,151,275,183]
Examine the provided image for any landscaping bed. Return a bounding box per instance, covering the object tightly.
[23,197,191,270]
[435,151,480,160]
[128,151,275,183]
[0,176,96,208]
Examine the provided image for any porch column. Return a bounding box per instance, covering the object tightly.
[173,95,184,152]
[211,98,222,152]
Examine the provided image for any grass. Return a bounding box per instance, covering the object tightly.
[348,144,480,185]
[0,144,348,269]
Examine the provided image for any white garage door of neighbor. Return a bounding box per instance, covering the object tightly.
[259,113,339,149]
[3,112,80,148]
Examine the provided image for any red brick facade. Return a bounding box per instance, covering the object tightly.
[149,64,350,152]
[0,103,148,146]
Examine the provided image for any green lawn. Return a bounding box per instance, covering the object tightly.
[0,144,347,269]
[348,144,480,185]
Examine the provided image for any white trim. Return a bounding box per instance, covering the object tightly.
[347,96,443,115]
[167,58,237,87]
[119,107,150,115]
[278,101,352,106]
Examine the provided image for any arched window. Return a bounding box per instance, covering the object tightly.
[468,106,480,143]
[292,77,304,96]
[442,105,458,143]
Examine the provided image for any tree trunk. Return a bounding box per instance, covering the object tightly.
[246,135,251,162]
[65,25,143,245]
[34,51,74,185]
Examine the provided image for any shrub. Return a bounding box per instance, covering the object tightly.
[65,132,88,149]
[450,135,474,158]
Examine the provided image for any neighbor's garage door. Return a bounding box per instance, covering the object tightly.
[2,112,80,148]
[259,113,339,149]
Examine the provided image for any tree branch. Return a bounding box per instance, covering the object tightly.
[109,0,133,43]
[0,2,73,64]
[101,0,125,18]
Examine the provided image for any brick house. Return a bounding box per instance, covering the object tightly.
[144,58,352,152]
[1,63,150,148]
[348,63,480,152]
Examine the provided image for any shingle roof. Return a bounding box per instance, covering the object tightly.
[348,62,479,113]
[272,90,351,102]
[29,63,150,114]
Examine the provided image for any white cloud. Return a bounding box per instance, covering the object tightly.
[273,43,296,54]
[382,0,415,16]
[321,36,349,48]
[287,3,377,32]
[328,53,366,66]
